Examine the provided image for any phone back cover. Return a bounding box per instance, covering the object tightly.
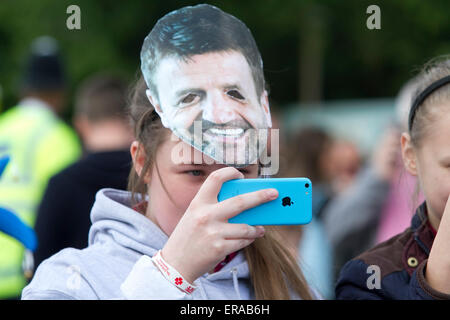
[218,178,312,225]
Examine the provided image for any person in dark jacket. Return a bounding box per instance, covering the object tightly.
[336,56,450,300]
[33,74,133,270]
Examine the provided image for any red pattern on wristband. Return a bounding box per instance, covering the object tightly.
[151,250,197,294]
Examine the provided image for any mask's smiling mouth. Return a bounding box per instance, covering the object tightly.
[204,126,249,144]
[208,127,245,137]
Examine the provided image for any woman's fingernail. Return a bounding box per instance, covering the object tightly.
[258,226,265,236]
[256,226,265,233]
[267,189,278,199]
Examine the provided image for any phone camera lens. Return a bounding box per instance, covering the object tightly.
[305,183,310,188]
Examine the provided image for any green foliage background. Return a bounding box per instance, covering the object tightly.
[0,0,449,118]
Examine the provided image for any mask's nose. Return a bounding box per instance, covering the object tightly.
[202,92,235,124]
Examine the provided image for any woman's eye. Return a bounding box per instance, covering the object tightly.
[188,170,203,177]
[181,94,197,104]
[227,90,245,100]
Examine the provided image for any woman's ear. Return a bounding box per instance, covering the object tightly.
[146,89,169,128]
[401,132,418,176]
[130,141,151,183]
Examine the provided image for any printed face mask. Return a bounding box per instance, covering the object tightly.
[144,51,272,167]
[140,4,273,167]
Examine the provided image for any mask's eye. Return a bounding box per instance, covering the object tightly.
[227,90,245,100]
[181,94,197,104]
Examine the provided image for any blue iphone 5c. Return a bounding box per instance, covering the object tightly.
[217,177,312,226]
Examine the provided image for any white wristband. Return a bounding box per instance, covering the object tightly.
[151,250,197,294]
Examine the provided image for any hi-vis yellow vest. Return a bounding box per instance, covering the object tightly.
[0,104,81,298]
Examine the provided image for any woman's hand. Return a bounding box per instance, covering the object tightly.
[425,194,450,294]
[161,167,278,284]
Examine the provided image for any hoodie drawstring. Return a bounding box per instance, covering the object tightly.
[231,267,242,300]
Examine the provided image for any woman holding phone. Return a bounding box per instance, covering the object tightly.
[22,5,318,300]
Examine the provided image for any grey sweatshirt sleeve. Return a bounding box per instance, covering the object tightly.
[322,166,390,246]
[22,250,195,300]
[120,255,192,300]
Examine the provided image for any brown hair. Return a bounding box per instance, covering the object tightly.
[75,73,128,122]
[285,127,332,183]
[409,56,450,147]
[127,74,313,300]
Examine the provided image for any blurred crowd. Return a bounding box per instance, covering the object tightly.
[0,35,424,300]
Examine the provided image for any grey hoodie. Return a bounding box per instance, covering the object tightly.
[21,188,254,300]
